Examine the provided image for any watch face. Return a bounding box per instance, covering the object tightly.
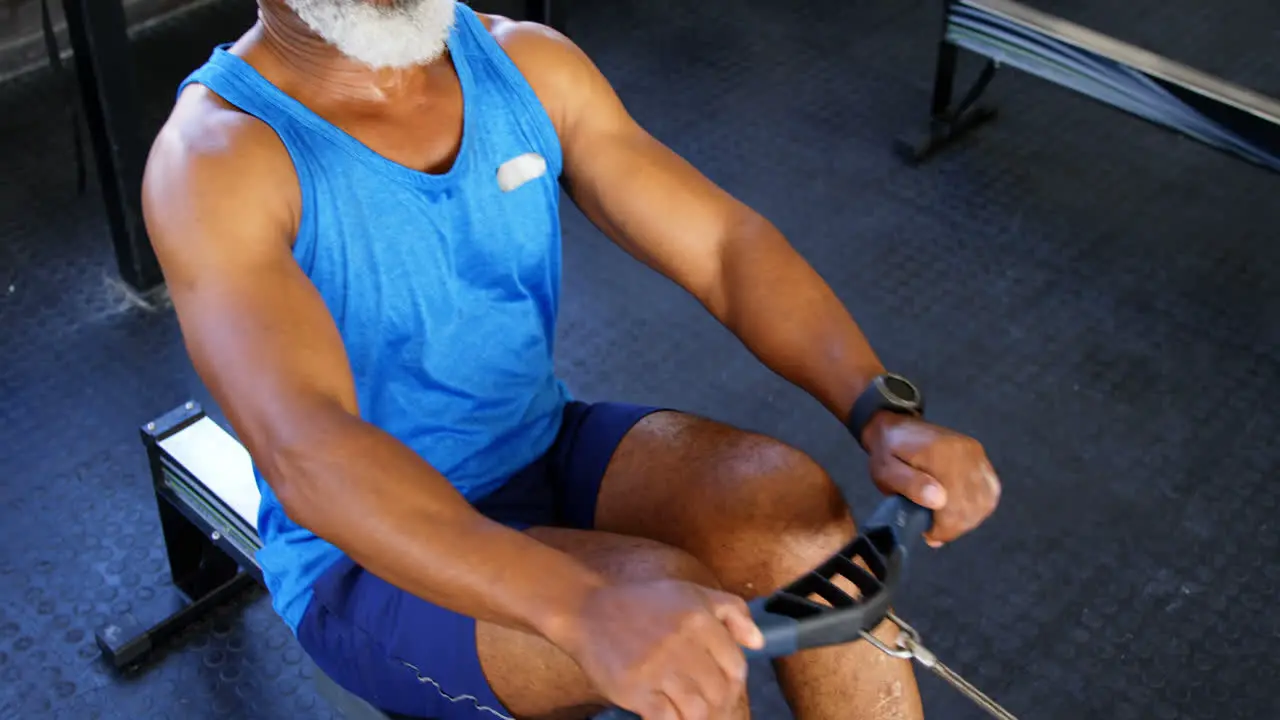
[883,374,920,405]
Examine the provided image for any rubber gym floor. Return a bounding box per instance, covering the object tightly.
[2,0,1279,718]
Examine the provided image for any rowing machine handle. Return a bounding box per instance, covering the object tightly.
[595,495,932,720]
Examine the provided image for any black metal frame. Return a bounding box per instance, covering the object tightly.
[61,0,162,293]
[95,401,259,669]
[896,0,1280,171]
[526,0,569,32]
[894,0,1000,165]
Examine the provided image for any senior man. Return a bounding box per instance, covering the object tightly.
[142,1,1002,719]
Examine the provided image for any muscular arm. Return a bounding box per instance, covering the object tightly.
[144,97,604,640]
[506,25,886,426]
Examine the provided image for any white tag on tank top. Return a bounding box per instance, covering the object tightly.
[496,152,548,193]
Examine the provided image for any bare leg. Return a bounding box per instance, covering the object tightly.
[477,527,751,720]
[594,412,924,720]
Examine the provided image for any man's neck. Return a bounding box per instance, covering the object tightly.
[251,3,441,104]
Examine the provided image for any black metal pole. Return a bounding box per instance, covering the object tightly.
[930,44,959,118]
[526,0,569,33]
[929,0,959,118]
[60,0,161,293]
[894,0,998,164]
[547,0,569,33]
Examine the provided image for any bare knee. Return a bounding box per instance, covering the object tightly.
[595,534,721,589]
[710,438,857,592]
[594,410,856,598]
[527,526,722,589]
[729,436,854,537]
[631,542,722,589]
[766,473,856,586]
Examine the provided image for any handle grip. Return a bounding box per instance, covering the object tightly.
[866,494,934,552]
[592,604,797,720]
[595,496,932,720]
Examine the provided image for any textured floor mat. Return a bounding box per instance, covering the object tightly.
[2,0,1278,718]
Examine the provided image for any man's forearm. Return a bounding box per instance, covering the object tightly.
[266,408,606,641]
[710,213,886,423]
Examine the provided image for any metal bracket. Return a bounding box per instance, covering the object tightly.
[894,0,1001,165]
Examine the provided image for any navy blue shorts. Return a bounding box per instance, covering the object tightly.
[296,401,662,720]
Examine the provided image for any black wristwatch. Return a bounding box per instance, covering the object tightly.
[846,373,925,448]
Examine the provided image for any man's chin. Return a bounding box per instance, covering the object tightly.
[334,40,450,70]
[286,0,458,69]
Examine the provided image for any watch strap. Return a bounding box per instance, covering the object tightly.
[847,375,923,447]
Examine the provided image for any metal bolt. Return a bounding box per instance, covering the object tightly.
[146,422,156,431]
[211,531,221,541]
[185,401,194,410]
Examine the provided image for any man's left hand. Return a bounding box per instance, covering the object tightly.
[862,414,1001,546]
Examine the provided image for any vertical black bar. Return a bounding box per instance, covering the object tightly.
[155,497,210,600]
[156,497,240,601]
[524,0,547,25]
[60,0,162,292]
[929,0,959,118]
[930,44,959,117]
[526,0,568,32]
[547,0,569,33]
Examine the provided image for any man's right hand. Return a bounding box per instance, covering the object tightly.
[555,580,765,720]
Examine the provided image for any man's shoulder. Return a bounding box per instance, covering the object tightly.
[472,12,604,132]
[148,85,298,212]
[476,11,560,42]
[475,11,579,76]
[160,86,287,166]
[143,86,299,257]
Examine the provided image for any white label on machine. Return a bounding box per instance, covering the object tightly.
[159,417,262,532]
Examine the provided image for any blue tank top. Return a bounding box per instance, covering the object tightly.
[179,6,571,631]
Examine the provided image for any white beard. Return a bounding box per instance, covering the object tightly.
[283,0,458,69]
